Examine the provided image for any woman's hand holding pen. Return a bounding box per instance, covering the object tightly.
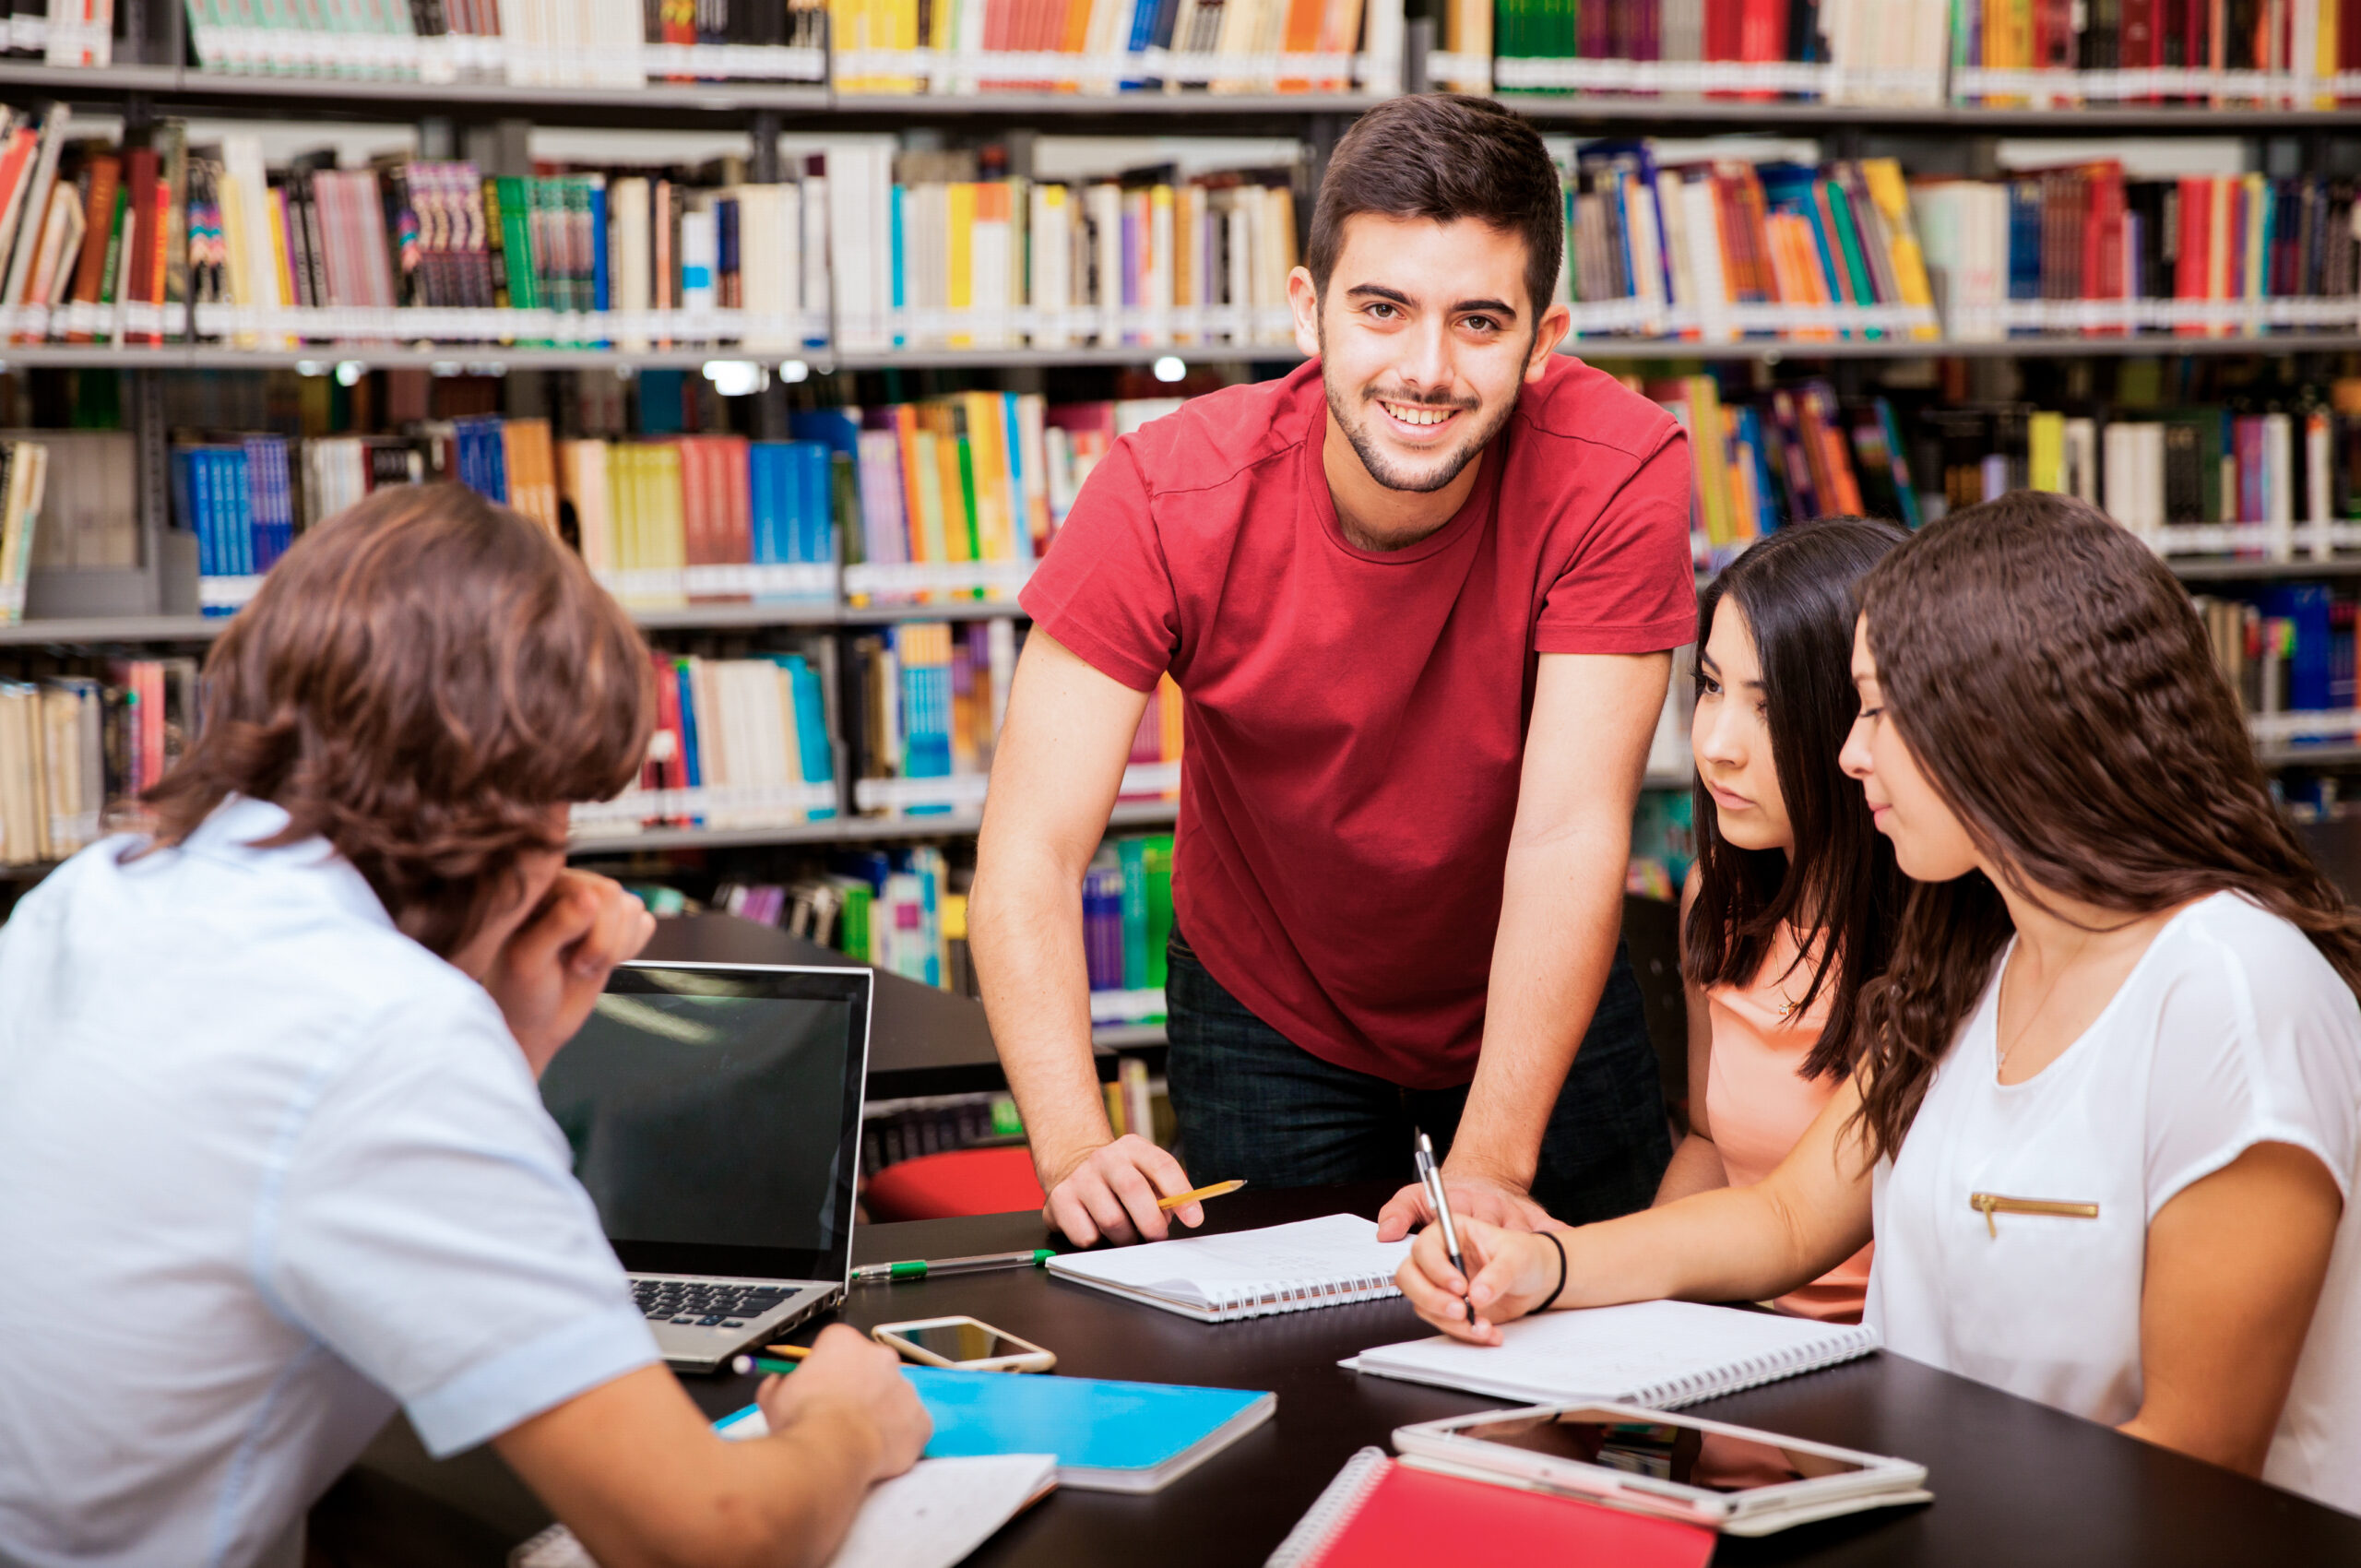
[1396,1217,1568,1345]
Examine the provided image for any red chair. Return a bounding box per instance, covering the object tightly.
[865,1146,1047,1222]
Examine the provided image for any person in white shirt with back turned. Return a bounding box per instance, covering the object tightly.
[1394,489,2361,1516]
[0,483,928,1568]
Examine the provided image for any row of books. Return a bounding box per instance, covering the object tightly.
[707,850,962,996]
[1415,0,2361,107]
[172,422,517,609]
[845,153,1300,350]
[474,394,1181,610]
[0,108,829,350]
[855,1090,1026,1180]
[826,0,1386,93]
[1552,147,1940,343]
[1,0,113,63]
[843,395,1180,602]
[845,394,1041,597]
[139,390,1178,621]
[0,112,1305,355]
[834,0,2353,108]
[1081,831,1174,1022]
[13,113,2361,356]
[1951,0,2361,106]
[170,435,294,612]
[0,676,98,865]
[577,434,840,604]
[26,0,2361,108]
[1442,0,1951,103]
[0,440,53,624]
[1648,378,1920,548]
[0,675,99,869]
[839,620,1185,819]
[1916,168,2361,342]
[1548,145,2361,346]
[1672,378,2361,560]
[846,844,954,986]
[0,657,196,867]
[190,146,831,349]
[303,434,426,531]
[182,0,828,81]
[708,836,1179,1049]
[844,620,1014,814]
[1916,391,2361,554]
[2191,582,2355,734]
[0,605,1179,849]
[572,648,840,835]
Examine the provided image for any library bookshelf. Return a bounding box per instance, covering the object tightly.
[7,30,2361,1026]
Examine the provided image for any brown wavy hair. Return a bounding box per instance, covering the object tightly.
[1850,489,2361,1160]
[143,483,654,958]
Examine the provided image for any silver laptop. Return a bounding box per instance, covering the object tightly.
[540,960,872,1372]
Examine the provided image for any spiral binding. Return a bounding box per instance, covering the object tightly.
[1632,1325,1880,1408]
[1263,1448,1391,1568]
[1204,1270,1402,1321]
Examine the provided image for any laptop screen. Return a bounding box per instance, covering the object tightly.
[540,962,872,1284]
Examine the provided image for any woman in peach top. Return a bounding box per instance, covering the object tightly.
[1654,517,1908,1323]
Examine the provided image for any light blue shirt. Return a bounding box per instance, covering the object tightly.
[0,797,658,1568]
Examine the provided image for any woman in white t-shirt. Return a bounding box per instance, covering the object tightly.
[1397,490,2361,1515]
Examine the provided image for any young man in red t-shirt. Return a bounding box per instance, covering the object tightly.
[968,94,1696,1248]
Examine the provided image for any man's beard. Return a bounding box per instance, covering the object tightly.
[1318,322,1520,495]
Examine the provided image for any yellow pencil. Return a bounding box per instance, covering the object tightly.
[760,1342,814,1360]
[1157,1178,1247,1211]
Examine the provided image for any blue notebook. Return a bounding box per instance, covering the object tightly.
[717,1368,1274,1494]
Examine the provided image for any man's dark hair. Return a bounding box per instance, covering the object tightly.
[1306,93,1564,322]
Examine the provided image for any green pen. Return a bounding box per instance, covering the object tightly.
[731,1354,805,1377]
[851,1248,1056,1283]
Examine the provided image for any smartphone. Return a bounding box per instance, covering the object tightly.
[872,1315,1058,1372]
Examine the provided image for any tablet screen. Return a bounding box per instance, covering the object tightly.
[1450,1408,1874,1493]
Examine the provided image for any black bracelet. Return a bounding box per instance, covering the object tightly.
[1535,1229,1569,1312]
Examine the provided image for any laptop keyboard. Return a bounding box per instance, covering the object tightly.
[633,1277,794,1328]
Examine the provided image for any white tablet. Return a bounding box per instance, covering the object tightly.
[1392,1401,1932,1537]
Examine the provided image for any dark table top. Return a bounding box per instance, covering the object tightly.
[317,1183,2361,1568]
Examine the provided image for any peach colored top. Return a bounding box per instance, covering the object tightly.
[1703,925,1873,1324]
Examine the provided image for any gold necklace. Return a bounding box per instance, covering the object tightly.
[1998,942,2087,1072]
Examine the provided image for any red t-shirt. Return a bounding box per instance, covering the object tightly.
[1020,357,1695,1089]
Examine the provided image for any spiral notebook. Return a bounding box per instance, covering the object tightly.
[1264,1448,1716,1568]
[1045,1214,1414,1323]
[1345,1300,1879,1407]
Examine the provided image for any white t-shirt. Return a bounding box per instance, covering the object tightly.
[0,797,659,1568]
[1867,891,2361,1515]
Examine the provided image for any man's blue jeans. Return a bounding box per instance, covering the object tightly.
[1162,928,1672,1227]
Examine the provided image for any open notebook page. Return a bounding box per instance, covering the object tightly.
[1351,1300,1877,1405]
[1048,1214,1413,1309]
[512,1454,1057,1568]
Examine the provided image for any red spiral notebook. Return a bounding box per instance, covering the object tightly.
[1266,1448,1717,1568]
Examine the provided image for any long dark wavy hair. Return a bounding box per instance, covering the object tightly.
[1683,517,1909,1081]
[1851,489,2361,1160]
